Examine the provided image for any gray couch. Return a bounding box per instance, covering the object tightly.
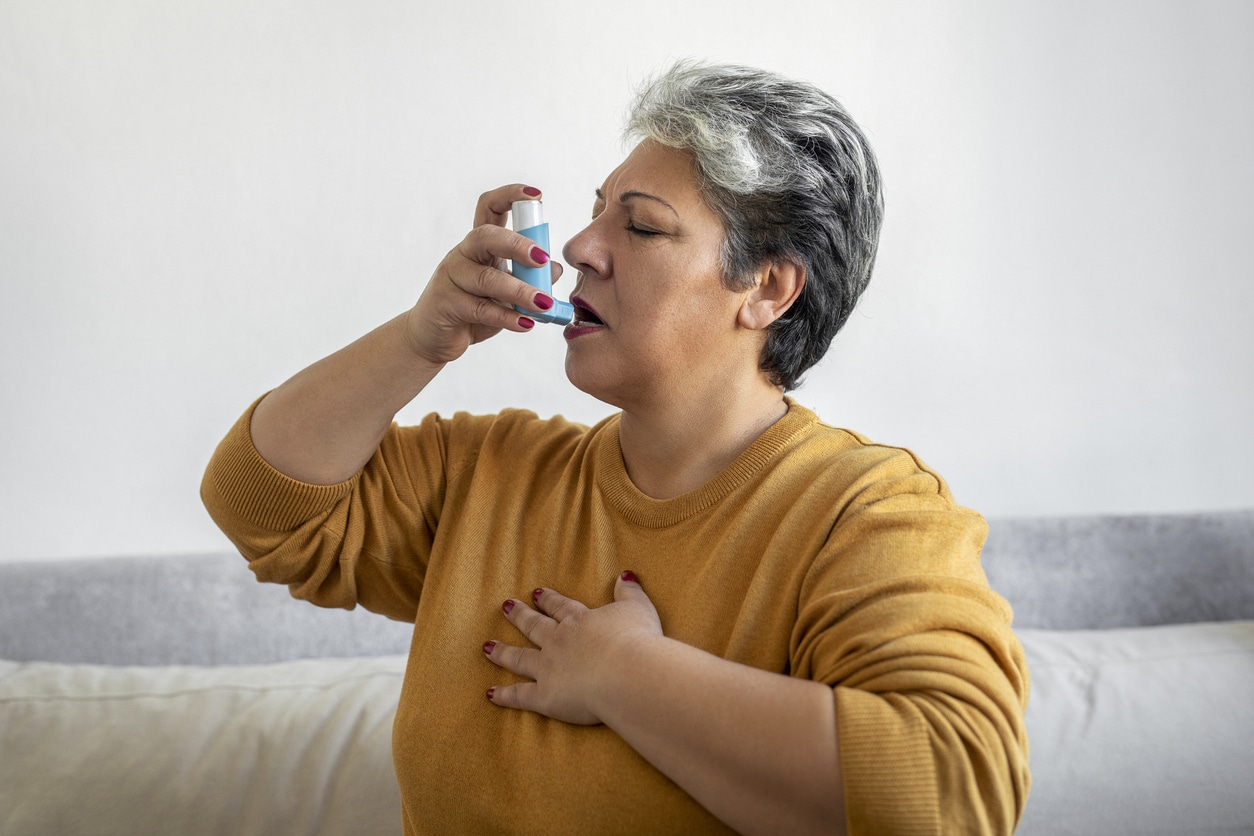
[3,510,1252,835]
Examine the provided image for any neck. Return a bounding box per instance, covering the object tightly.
[617,376,788,500]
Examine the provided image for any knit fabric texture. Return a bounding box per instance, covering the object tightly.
[201,398,1030,834]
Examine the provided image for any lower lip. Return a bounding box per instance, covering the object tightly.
[563,322,605,340]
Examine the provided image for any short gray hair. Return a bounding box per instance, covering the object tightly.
[625,60,883,390]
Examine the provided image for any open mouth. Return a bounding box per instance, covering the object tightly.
[571,297,605,327]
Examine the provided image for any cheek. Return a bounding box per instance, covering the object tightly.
[610,242,735,352]
[646,270,739,337]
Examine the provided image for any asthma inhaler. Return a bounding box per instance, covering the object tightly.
[511,199,574,325]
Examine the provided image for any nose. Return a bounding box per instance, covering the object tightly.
[562,216,609,280]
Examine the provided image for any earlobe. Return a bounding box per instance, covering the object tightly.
[737,260,805,331]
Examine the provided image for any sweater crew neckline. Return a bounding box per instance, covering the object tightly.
[596,399,818,528]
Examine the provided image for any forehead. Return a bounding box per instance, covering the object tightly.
[597,140,701,206]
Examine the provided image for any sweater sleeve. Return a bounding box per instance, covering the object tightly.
[790,448,1031,835]
[199,397,486,623]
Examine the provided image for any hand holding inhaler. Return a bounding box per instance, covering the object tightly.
[511,200,574,325]
[403,187,564,368]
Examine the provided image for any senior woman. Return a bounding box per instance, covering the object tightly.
[202,61,1029,834]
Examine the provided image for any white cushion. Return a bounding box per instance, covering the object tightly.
[0,655,407,836]
[1018,621,1254,835]
[6,625,1253,836]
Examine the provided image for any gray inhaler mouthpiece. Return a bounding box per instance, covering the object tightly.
[511,199,574,325]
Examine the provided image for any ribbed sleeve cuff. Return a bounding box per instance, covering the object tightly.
[836,688,940,835]
[202,398,358,532]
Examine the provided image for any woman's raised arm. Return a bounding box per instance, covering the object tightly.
[249,184,559,485]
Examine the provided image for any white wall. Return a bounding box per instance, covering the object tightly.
[2,0,1251,562]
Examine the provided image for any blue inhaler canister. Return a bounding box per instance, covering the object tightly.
[511,199,574,325]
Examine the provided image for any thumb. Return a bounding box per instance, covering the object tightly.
[614,570,663,635]
[614,569,649,604]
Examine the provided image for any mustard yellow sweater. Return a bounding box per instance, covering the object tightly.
[201,398,1030,834]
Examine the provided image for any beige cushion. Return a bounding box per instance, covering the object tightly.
[0,655,406,836]
[5,623,1253,835]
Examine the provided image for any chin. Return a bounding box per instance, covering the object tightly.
[564,353,631,411]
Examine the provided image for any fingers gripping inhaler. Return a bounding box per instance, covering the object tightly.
[511,199,574,325]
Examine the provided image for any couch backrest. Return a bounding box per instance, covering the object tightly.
[982,508,1254,629]
[0,552,413,665]
[3,509,1252,664]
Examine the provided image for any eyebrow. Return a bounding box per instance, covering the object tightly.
[594,188,679,217]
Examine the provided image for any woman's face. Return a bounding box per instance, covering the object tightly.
[561,140,753,410]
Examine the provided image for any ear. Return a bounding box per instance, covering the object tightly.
[737,259,805,331]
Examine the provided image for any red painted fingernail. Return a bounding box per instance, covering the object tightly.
[621,570,639,583]
[518,316,535,330]
[522,186,541,197]
[529,246,550,265]
[502,599,515,614]
[486,687,496,700]
[534,293,554,311]
[483,640,496,655]
[533,588,544,601]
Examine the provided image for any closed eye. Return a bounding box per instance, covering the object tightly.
[627,223,662,238]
